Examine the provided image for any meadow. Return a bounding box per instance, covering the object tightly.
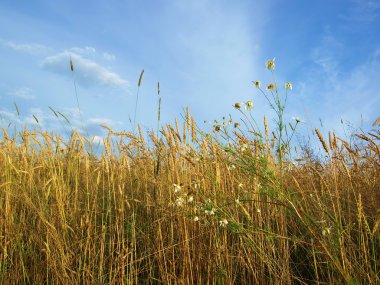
[0,60,379,284]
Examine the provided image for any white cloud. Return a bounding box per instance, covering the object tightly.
[8,87,35,100]
[0,109,22,126]
[0,105,120,139]
[70,46,96,56]
[41,51,129,88]
[1,40,49,56]
[103,52,116,61]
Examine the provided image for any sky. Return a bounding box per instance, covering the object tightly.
[0,0,379,149]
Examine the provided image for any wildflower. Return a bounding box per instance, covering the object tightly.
[267,83,276,90]
[234,102,241,109]
[192,180,200,189]
[322,227,332,236]
[188,196,194,203]
[292,116,304,123]
[228,164,236,171]
[256,208,261,213]
[205,208,216,215]
[252,81,261,88]
[234,122,239,128]
[215,125,221,132]
[219,218,229,227]
[238,183,243,188]
[285,82,292,90]
[245,100,254,111]
[175,197,185,207]
[173,183,182,193]
[266,58,275,70]
[193,216,199,222]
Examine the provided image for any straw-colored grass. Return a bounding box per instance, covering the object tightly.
[0,115,379,284]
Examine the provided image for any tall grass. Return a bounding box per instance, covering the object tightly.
[0,60,379,284]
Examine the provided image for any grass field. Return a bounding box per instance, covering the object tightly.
[1,61,379,284]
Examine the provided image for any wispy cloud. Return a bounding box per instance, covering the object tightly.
[70,46,96,56]
[103,52,116,61]
[41,51,129,88]
[8,87,35,100]
[0,105,120,139]
[339,0,380,23]
[294,39,380,135]
[1,39,49,56]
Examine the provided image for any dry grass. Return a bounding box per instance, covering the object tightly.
[0,114,379,284]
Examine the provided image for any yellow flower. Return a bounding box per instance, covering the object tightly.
[252,81,260,88]
[285,82,292,90]
[234,102,241,109]
[267,83,276,90]
[266,58,275,70]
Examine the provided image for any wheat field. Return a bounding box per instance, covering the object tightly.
[0,111,379,284]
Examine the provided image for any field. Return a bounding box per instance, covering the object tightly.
[1,64,380,284]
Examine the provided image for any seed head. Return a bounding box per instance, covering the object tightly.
[70,57,74,72]
[267,83,276,90]
[252,81,261,88]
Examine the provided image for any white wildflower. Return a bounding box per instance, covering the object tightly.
[285,82,292,90]
[322,227,332,236]
[175,197,184,207]
[219,218,228,227]
[292,116,304,123]
[266,58,275,70]
[173,183,182,193]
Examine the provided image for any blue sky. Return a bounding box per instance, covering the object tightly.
[0,0,379,147]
